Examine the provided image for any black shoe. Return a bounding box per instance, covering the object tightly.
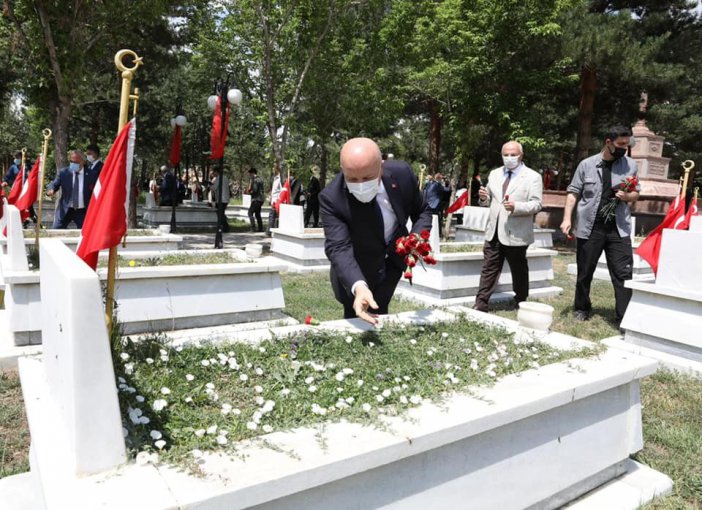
[574,310,590,321]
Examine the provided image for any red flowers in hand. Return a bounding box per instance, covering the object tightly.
[304,315,320,326]
[395,231,437,285]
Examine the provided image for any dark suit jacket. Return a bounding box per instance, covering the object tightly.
[289,177,303,205]
[90,160,104,179]
[159,171,177,204]
[320,159,432,294]
[48,165,99,224]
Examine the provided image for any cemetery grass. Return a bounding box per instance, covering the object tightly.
[97,252,240,268]
[0,371,29,478]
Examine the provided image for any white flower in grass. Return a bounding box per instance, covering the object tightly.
[175,345,183,352]
[120,353,130,361]
[145,357,154,364]
[357,380,364,387]
[342,368,354,375]
[160,355,169,363]
[409,339,417,345]
[218,353,228,362]
[394,377,402,383]
[402,384,408,390]
[311,403,327,416]
[335,400,350,410]
[372,386,379,391]
[136,451,152,466]
[232,409,241,416]
[393,386,401,393]
[281,388,291,397]
[262,424,273,433]
[185,397,193,403]
[128,407,142,423]
[399,396,408,405]
[255,367,264,376]
[186,374,195,382]
[531,361,540,369]
[362,403,372,413]
[409,395,422,405]
[160,387,171,395]
[194,429,206,437]
[426,350,434,356]
[254,385,263,394]
[118,376,126,384]
[253,411,263,424]
[246,422,258,430]
[308,385,317,393]
[205,382,215,390]
[139,416,150,425]
[382,389,392,398]
[442,332,449,338]
[375,395,384,403]
[291,360,302,371]
[239,374,249,382]
[255,396,265,406]
[221,404,232,415]
[305,376,315,384]
[261,400,275,414]
[247,362,253,369]
[345,336,353,344]
[135,395,145,403]
[201,360,210,367]
[368,342,375,347]
[336,387,344,393]
[345,397,355,404]
[216,435,228,445]
[154,440,166,450]
[228,358,240,370]
[486,369,497,378]
[124,363,134,375]
[470,359,479,371]
[259,347,266,353]
[126,386,136,394]
[152,399,168,411]
[191,449,203,459]
[207,425,218,435]
[335,372,345,382]
[311,362,325,372]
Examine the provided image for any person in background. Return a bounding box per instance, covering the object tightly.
[211,168,231,233]
[289,170,303,205]
[158,165,177,206]
[470,171,482,206]
[453,178,468,224]
[85,144,103,179]
[473,141,543,312]
[246,167,264,232]
[320,137,432,325]
[305,165,322,228]
[424,172,450,237]
[560,125,640,324]
[46,150,98,229]
[267,168,282,236]
[3,151,22,188]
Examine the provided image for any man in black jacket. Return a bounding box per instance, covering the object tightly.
[305,165,322,227]
[320,137,432,325]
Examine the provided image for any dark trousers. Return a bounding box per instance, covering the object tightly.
[429,209,443,237]
[248,200,263,231]
[575,222,633,321]
[304,197,320,227]
[217,203,230,233]
[474,234,529,312]
[53,207,87,229]
[267,206,278,233]
[331,262,402,319]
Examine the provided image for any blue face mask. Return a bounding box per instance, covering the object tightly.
[69,162,81,173]
[13,159,20,165]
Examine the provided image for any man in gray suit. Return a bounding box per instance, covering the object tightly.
[473,141,543,312]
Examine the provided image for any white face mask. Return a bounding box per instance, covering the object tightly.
[87,155,95,163]
[502,155,520,170]
[346,177,380,203]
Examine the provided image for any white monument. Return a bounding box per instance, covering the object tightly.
[269,204,328,272]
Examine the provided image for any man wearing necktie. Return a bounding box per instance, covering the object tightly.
[473,141,543,312]
[47,150,98,229]
[320,138,432,325]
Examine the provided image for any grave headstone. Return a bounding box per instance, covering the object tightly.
[690,215,702,233]
[242,194,252,208]
[279,204,304,234]
[430,215,441,254]
[462,206,490,229]
[6,205,28,271]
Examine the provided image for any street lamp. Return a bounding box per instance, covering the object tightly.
[168,107,186,232]
[208,79,242,248]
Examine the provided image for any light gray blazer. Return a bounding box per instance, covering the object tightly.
[479,164,543,246]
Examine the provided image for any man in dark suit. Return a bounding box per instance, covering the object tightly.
[47,150,98,229]
[86,144,104,179]
[320,137,432,325]
[289,170,303,205]
[158,165,177,206]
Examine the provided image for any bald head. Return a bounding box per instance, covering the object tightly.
[340,137,382,183]
[501,141,523,158]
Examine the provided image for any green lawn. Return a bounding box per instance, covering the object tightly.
[1,245,701,510]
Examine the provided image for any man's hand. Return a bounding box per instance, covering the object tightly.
[46,189,55,197]
[503,200,515,212]
[353,284,379,326]
[478,186,488,201]
[1,182,7,188]
[560,218,572,237]
[616,190,638,203]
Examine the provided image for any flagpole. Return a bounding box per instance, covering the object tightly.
[34,129,52,249]
[106,49,142,335]
[681,160,694,200]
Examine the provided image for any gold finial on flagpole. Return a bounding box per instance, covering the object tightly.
[418,163,426,191]
[681,160,694,200]
[106,49,143,335]
[130,87,140,118]
[20,148,27,172]
[34,129,52,249]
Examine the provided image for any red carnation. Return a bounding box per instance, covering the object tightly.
[423,255,436,265]
[420,230,430,240]
[404,270,413,280]
[406,255,416,268]
[304,315,320,326]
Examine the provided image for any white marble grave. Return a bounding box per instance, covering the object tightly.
[268,204,328,272]
[3,302,670,510]
[142,202,218,228]
[621,227,702,366]
[454,206,554,247]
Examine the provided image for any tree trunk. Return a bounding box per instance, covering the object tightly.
[575,65,597,168]
[429,101,442,175]
[49,92,71,171]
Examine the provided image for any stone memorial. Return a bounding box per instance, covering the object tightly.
[268,204,328,272]
[454,205,554,247]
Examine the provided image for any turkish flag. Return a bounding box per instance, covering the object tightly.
[635,193,686,275]
[446,190,468,214]
[7,162,25,205]
[76,120,136,270]
[275,177,291,213]
[210,96,230,160]
[14,157,40,223]
[674,193,698,231]
[169,125,182,167]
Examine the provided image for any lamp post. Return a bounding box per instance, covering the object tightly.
[208,80,242,248]
[169,109,187,232]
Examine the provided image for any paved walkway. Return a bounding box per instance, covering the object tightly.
[179,231,273,251]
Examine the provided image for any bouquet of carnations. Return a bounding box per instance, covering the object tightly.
[599,175,638,223]
[395,230,437,285]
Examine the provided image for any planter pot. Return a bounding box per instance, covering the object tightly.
[517,301,554,331]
